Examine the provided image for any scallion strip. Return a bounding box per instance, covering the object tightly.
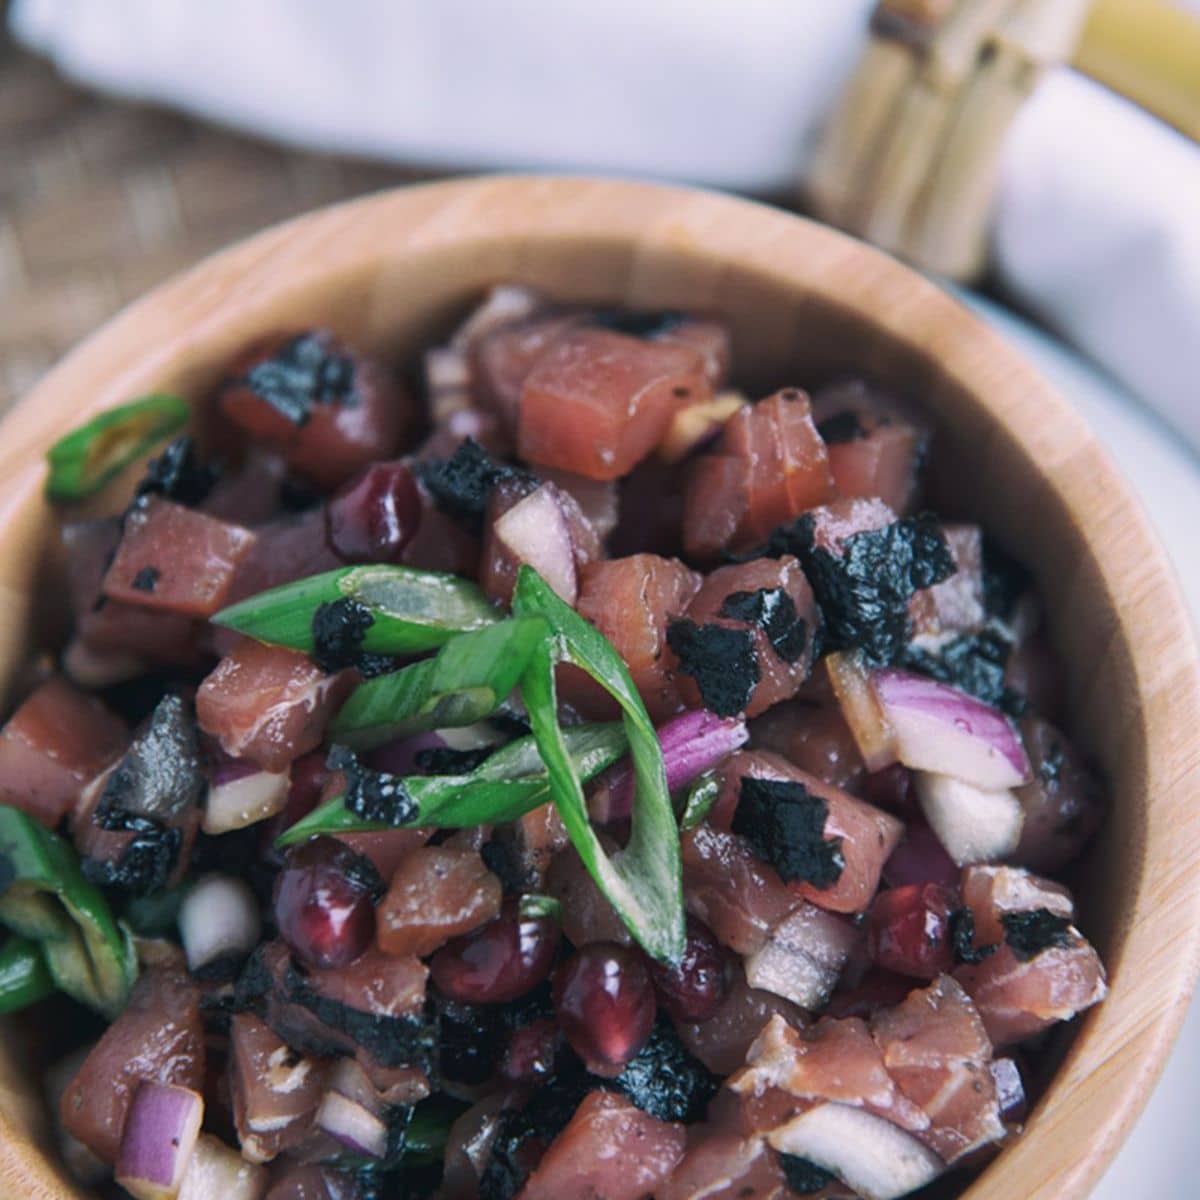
[45,394,190,500]
[0,935,54,1015]
[512,566,685,964]
[679,771,720,831]
[277,723,628,845]
[212,565,500,655]
[332,617,549,748]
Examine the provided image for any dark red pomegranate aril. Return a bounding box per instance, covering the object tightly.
[860,762,918,815]
[324,462,422,563]
[553,943,656,1076]
[866,883,958,979]
[430,899,560,1004]
[648,917,728,1022]
[273,835,377,969]
[500,1017,560,1083]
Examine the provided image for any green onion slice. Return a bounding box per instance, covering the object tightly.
[212,565,500,656]
[518,893,563,923]
[0,935,54,1016]
[679,771,720,831]
[45,394,190,500]
[0,806,137,1016]
[332,617,549,749]
[277,722,628,846]
[512,566,685,965]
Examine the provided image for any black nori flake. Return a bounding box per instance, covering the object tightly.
[231,945,273,1013]
[130,566,159,592]
[949,907,996,965]
[589,309,685,338]
[82,817,182,896]
[612,1017,718,1123]
[732,776,845,889]
[480,838,527,895]
[816,410,866,445]
[282,958,439,1070]
[437,997,503,1085]
[1002,908,1074,961]
[311,597,376,673]
[768,511,956,664]
[413,745,494,775]
[489,707,532,738]
[719,587,809,664]
[665,619,759,717]
[981,535,1031,622]
[413,438,536,535]
[237,331,358,426]
[134,436,220,507]
[95,693,204,831]
[898,624,1025,715]
[779,1153,838,1193]
[326,745,419,825]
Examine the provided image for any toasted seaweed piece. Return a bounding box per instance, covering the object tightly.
[437,997,502,1085]
[588,309,686,338]
[311,597,376,673]
[134,435,220,507]
[236,331,358,426]
[414,746,496,776]
[779,1153,838,1193]
[326,745,419,825]
[719,587,809,664]
[769,511,955,664]
[1002,908,1074,961]
[949,907,996,966]
[81,816,182,897]
[981,534,1031,622]
[612,1017,718,1123]
[732,777,845,889]
[414,438,536,535]
[899,624,1025,716]
[666,619,760,717]
[130,566,159,593]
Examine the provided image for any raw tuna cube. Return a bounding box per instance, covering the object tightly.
[909,524,986,642]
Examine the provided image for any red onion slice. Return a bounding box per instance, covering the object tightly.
[914,772,1024,867]
[203,763,290,834]
[315,1090,388,1159]
[826,652,898,772]
[177,1134,266,1200]
[991,1058,1027,1125]
[115,1082,204,1200]
[871,669,1031,789]
[178,874,262,974]
[493,484,578,605]
[588,709,749,824]
[882,821,961,888]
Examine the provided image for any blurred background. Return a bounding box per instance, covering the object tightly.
[2,0,1199,1195]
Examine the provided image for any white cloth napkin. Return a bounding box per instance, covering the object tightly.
[11,0,1200,446]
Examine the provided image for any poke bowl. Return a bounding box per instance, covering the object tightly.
[0,176,1197,1200]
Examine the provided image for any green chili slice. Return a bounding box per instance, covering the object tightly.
[0,936,54,1015]
[45,394,190,500]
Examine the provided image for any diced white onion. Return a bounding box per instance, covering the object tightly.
[178,874,261,973]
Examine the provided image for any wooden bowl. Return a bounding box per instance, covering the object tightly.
[1,177,1198,1199]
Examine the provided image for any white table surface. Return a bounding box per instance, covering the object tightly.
[963,292,1200,1199]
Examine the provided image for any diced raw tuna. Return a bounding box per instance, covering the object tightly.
[218,331,409,490]
[486,801,570,893]
[546,844,633,947]
[401,481,481,577]
[958,864,1075,947]
[744,902,859,1010]
[674,557,819,718]
[954,937,1107,1047]
[518,1089,686,1200]
[223,509,342,608]
[565,554,702,722]
[0,676,126,827]
[811,379,928,515]
[61,966,205,1164]
[680,823,804,956]
[202,448,287,525]
[471,313,584,432]
[518,328,711,480]
[683,390,835,558]
[611,457,690,559]
[750,699,866,793]
[1003,634,1065,724]
[196,642,357,773]
[333,828,432,882]
[674,968,807,1076]
[536,466,619,540]
[656,317,733,389]
[103,497,257,618]
[711,751,904,914]
[659,1131,788,1200]
[377,845,503,957]
[870,976,1004,1163]
[1012,717,1104,873]
[825,971,918,1021]
[909,525,986,642]
[802,496,896,553]
[229,1013,327,1164]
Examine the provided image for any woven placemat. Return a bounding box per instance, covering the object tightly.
[0,30,436,417]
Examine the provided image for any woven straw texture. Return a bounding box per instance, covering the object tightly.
[0,29,433,418]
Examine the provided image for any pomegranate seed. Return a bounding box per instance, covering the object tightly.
[500,1017,560,1083]
[325,462,422,562]
[430,899,560,1004]
[648,917,727,1022]
[860,763,918,815]
[554,943,656,1075]
[273,836,378,969]
[882,821,960,889]
[867,883,958,979]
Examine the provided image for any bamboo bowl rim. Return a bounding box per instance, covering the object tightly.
[0,176,1198,1200]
